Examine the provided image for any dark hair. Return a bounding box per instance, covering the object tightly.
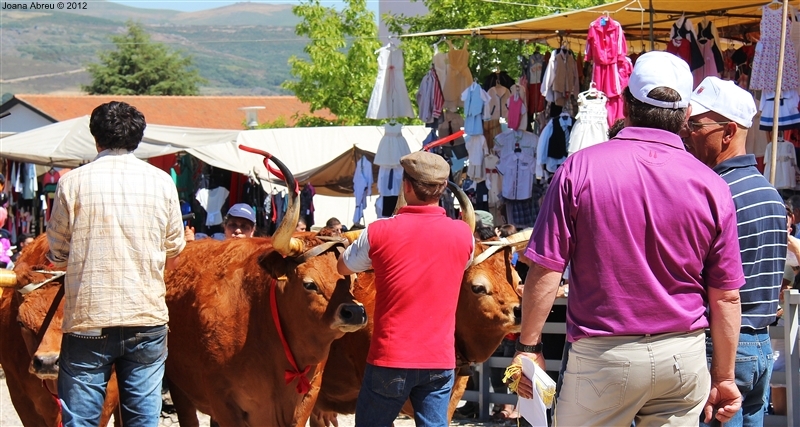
[790,196,800,212]
[475,226,496,240]
[89,101,146,151]
[623,87,686,134]
[325,217,341,227]
[608,119,626,139]
[498,224,517,238]
[402,171,446,203]
[349,223,365,230]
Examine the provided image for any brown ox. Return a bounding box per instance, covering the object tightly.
[306,191,530,426]
[161,150,368,427]
[0,235,119,427]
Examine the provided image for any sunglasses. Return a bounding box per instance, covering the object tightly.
[685,120,732,130]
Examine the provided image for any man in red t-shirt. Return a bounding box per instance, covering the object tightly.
[338,151,474,427]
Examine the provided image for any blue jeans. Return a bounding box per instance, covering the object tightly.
[700,328,773,427]
[58,325,168,427]
[355,363,454,427]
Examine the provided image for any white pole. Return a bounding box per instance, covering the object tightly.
[769,0,790,186]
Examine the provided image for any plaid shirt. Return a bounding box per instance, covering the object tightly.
[47,149,185,332]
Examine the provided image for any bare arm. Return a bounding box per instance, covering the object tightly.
[337,256,356,276]
[513,263,561,399]
[704,286,742,423]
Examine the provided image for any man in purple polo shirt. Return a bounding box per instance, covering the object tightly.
[512,52,744,425]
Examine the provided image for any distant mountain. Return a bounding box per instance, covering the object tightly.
[0,1,305,95]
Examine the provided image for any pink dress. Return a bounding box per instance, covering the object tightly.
[585,16,629,126]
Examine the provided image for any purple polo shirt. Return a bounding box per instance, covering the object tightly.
[526,127,745,342]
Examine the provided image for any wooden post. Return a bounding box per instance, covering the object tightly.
[769,0,790,186]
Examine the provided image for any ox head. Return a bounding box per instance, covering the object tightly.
[241,147,367,337]
[9,235,65,380]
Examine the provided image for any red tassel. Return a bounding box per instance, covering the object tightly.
[284,365,312,394]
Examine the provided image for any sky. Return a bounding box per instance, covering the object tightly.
[108,1,379,13]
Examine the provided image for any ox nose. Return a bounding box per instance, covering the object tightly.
[32,354,59,373]
[339,303,367,325]
[513,305,522,325]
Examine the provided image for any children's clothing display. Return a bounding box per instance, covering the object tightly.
[752,4,800,92]
[374,123,412,166]
[585,16,630,126]
[377,165,403,197]
[506,86,528,131]
[433,44,449,92]
[367,44,415,120]
[485,85,510,120]
[536,114,573,179]
[568,89,609,155]
[195,186,230,226]
[353,156,373,225]
[693,20,724,87]
[461,82,490,135]
[417,68,444,124]
[443,40,473,110]
[497,152,536,201]
[763,140,798,189]
[759,90,800,131]
[465,135,489,179]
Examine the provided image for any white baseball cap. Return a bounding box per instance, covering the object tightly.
[690,76,757,128]
[628,51,693,109]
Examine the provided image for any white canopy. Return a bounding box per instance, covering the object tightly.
[187,125,429,196]
[0,116,239,167]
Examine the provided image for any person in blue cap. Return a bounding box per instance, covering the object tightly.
[224,203,256,239]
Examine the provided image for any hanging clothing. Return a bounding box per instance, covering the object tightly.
[506,89,527,131]
[752,5,800,92]
[353,156,372,225]
[377,165,403,197]
[417,68,444,124]
[366,44,415,120]
[461,82,490,135]
[722,47,737,81]
[551,49,580,107]
[763,140,798,189]
[465,135,489,180]
[437,111,467,159]
[300,184,315,228]
[195,186,230,226]
[443,40,473,110]
[494,130,537,159]
[693,22,724,88]
[585,16,630,126]
[504,198,535,228]
[497,152,536,200]
[374,123,412,166]
[432,45,448,93]
[485,85,510,121]
[484,153,502,207]
[568,91,609,155]
[759,90,800,131]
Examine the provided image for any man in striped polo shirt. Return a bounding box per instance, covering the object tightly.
[685,76,787,427]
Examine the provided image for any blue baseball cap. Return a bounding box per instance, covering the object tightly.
[226,203,256,223]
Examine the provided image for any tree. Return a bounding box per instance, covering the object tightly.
[83,21,205,96]
[283,0,381,124]
[386,0,612,104]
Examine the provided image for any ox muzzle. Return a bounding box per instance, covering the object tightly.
[332,302,367,332]
[30,352,59,379]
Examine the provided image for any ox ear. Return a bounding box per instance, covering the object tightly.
[257,250,300,280]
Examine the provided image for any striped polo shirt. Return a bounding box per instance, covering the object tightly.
[714,154,787,330]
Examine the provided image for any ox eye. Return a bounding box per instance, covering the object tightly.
[471,285,487,294]
[303,281,319,292]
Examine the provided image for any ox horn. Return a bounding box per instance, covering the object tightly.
[340,230,363,245]
[239,146,304,257]
[0,270,17,287]
[448,181,475,233]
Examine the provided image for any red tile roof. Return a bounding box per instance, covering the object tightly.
[8,95,334,129]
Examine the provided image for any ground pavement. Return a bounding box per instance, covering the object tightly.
[0,368,515,427]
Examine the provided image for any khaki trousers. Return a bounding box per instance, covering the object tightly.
[554,330,710,427]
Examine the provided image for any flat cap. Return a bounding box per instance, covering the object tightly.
[400,151,449,185]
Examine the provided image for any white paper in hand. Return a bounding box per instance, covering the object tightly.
[517,356,549,427]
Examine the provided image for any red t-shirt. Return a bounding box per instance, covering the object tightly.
[361,205,473,369]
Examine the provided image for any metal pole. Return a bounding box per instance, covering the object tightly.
[769,0,790,186]
[649,0,654,51]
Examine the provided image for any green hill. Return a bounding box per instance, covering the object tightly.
[0,1,305,95]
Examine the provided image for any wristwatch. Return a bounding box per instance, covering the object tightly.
[515,339,543,354]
